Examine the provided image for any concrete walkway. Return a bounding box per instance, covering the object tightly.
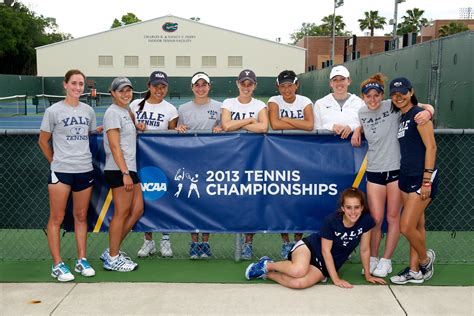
[1,283,472,315]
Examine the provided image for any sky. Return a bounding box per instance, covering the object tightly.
[24,0,473,44]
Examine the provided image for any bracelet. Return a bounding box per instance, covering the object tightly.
[423,182,432,187]
[423,177,431,180]
[424,168,435,173]
[425,109,433,120]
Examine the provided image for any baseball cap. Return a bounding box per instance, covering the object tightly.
[329,65,350,80]
[110,77,133,91]
[149,71,169,86]
[276,70,298,85]
[361,82,384,95]
[389,77,412,95]
[238,69,257,83]
[191,72,211,85]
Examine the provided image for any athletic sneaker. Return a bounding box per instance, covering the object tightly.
[103,254,138,272]
[51,262,75,282]
[280,242,294,260]
[361,256,379,275]
[100,248,128,262]
[420,249,436,281]
[200,242,212,259]
[189,242,200,259]
[390,267,424,284]
[373,258,392,277]
[245,256,273,280]
[138,239,157,257]
[160,236,173,257]
[241,243,253,260]
[74,258,96,277]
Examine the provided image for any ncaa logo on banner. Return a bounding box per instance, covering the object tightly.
[139,166,168,200]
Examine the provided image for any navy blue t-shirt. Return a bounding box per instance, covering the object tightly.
[304,212,375,272]
[397,106,426,176]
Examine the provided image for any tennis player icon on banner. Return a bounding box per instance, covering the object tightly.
[187,174,200,198]
[173,168,200,199]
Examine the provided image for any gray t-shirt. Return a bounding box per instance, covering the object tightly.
[40,101,96,173]
[177,99,222,130]
[103,104,137,172]
[358,100,400,172]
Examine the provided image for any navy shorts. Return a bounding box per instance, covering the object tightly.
[288,238,329,277]
[366,170,399,185]
[104,170,140,189]
[398,170,439,199]
[48,170,94,192]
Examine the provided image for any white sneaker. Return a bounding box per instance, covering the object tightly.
[390,267,424,284]
[361,256,379,275]
[373,258,392,277]
[51,262,75,282]
[137,239,156,257]
[74,258,96,277]
[160,236,173,257]
[103,254,137,272]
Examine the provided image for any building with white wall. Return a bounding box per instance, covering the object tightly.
[36,15,305,78]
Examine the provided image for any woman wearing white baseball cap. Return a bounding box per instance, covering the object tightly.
[176,71,223,259]
[313,65,364,138]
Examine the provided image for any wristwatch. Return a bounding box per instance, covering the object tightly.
[122,170,130,176]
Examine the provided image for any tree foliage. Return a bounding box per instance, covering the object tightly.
[290,15,350,44]
[0,1,72,74]
[358,11,387,36]
[438,22,469,37]
[111,13,141,28]
[397,8,429,35]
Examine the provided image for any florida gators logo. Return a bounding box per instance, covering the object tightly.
[162,22,178,32]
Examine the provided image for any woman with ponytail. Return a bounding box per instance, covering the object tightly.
[129,70,178,258]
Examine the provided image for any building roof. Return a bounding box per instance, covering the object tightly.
[36,14,305,51]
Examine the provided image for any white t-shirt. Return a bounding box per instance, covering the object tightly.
[267,94,312,120]
[221,97,266,121]
[313,93,364,131]
[129,98,178,130]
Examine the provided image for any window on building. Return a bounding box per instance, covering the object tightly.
[202,56,217,67]
[124,56,139,67]
[150,56,165,67]
[176,56,191,67]
[98,55,113,67]
[228,56,243,67]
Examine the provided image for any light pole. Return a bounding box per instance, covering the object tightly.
[390,0,406,49]
[331,0,344,66]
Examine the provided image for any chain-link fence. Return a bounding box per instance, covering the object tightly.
[1,130,473,263]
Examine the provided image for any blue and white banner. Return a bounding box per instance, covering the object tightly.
[86,133,367,233]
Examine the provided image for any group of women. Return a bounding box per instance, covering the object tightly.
[39,66,438,286]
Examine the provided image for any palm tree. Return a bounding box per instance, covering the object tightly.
[439,22,469,37]
[397,8,429,35]
[321,14,349,36]
[358,11,387,36]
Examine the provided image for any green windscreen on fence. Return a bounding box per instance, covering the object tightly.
[298,31,474,129]
[0,131,472,264]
